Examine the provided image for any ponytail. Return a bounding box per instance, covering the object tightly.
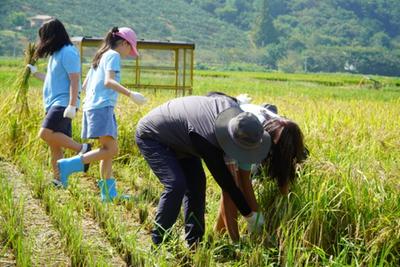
[92,27,124,69]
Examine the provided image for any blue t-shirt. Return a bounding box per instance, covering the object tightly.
[43,45,81,112]
[83,50,121,111]
[238,162,252,171]
[224,155,252,171]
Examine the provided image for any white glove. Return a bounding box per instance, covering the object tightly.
[236,93,252,104]
[130,91,147,105]
[245,212,265,234]
[63,105,77,119]
[27,64,37,74]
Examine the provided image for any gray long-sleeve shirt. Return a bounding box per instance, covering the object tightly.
[136,95,238,156]
[136,95,253,216]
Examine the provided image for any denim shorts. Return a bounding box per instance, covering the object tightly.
[42,105,72,137]
[81,106,117,139]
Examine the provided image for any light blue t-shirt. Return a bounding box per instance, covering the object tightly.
[43,45,81,112]
[83,50,121,111]
[238,162,252,171]
[224,155,252,171]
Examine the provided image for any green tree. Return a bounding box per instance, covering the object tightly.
[252,0,278,47]
[277,50,303,73]
[371,32,391,48]
[215,2,237,24]
[261,43,286,68]
[8,12,27,27]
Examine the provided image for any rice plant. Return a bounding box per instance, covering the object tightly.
[0,57,399,266]
[0,172,32,267]
[13,43,37,119]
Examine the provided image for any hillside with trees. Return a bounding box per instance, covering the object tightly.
[1,0,399,76]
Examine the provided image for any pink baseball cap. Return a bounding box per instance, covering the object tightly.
[115,27,139,57]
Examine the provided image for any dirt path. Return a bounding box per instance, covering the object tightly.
[1,162,127,267]
[1,162,71,266]
[79,213,127,266]
[49,175,128,266]
[78,175,153,259]
[0,243,16,267]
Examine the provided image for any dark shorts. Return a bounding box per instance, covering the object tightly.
[42,105,72,137]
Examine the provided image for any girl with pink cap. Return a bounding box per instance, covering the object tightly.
[57,27,146,201]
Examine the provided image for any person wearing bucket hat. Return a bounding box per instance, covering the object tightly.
[135,95,271,247]
[58,26,146,200]
[208,92,306,242]
[214,109,270,163]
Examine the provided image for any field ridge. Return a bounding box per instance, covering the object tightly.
[0,161,127,267]
[0,162,70,266]
[0,246,16,266]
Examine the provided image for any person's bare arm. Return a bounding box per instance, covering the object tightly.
[104,70,131,96]
[218,166,262,240]
[82,75,89,91]
[219,191,240,241]
[32,72,46,81]
[27,64,46,81]
[104,70,146,105]
[215,163,242,241]
[238,169,259,211]
[68,73,79,106]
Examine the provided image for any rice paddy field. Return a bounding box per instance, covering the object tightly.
[0,57,399,266]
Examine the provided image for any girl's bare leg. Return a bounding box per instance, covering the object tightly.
[49,145,63,178]
[82,136,118,179]
[39,128,81,152]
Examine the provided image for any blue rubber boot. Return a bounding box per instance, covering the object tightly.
[98,178,131,202]
[57,155,84,188]
[98,178,118,202]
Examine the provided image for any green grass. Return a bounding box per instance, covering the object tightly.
[196,69,400,87]
[0,171,32,267]
[15,155,111,266]
[0,57,399,266]
[0,57,44,90]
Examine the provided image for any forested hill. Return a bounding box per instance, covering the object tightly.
[0,0,249,49]
[1,0,399,76]
[190,0,400,75]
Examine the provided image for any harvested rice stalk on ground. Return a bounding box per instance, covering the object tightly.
[14,42,37,119]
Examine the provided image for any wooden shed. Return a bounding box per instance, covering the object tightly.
[72,37,195,95]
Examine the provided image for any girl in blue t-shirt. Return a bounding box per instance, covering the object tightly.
[57,27,146,201]
[28,18,91,186]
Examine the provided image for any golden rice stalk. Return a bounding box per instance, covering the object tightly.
[14,42,37,119]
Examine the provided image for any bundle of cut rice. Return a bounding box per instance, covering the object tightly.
[14,42,37,119]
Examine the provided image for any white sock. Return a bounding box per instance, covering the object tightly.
[80,143,88,154]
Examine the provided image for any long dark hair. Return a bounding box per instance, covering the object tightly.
[35,18,72,58]
[262,118,305,188]
[92,27,125,69]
